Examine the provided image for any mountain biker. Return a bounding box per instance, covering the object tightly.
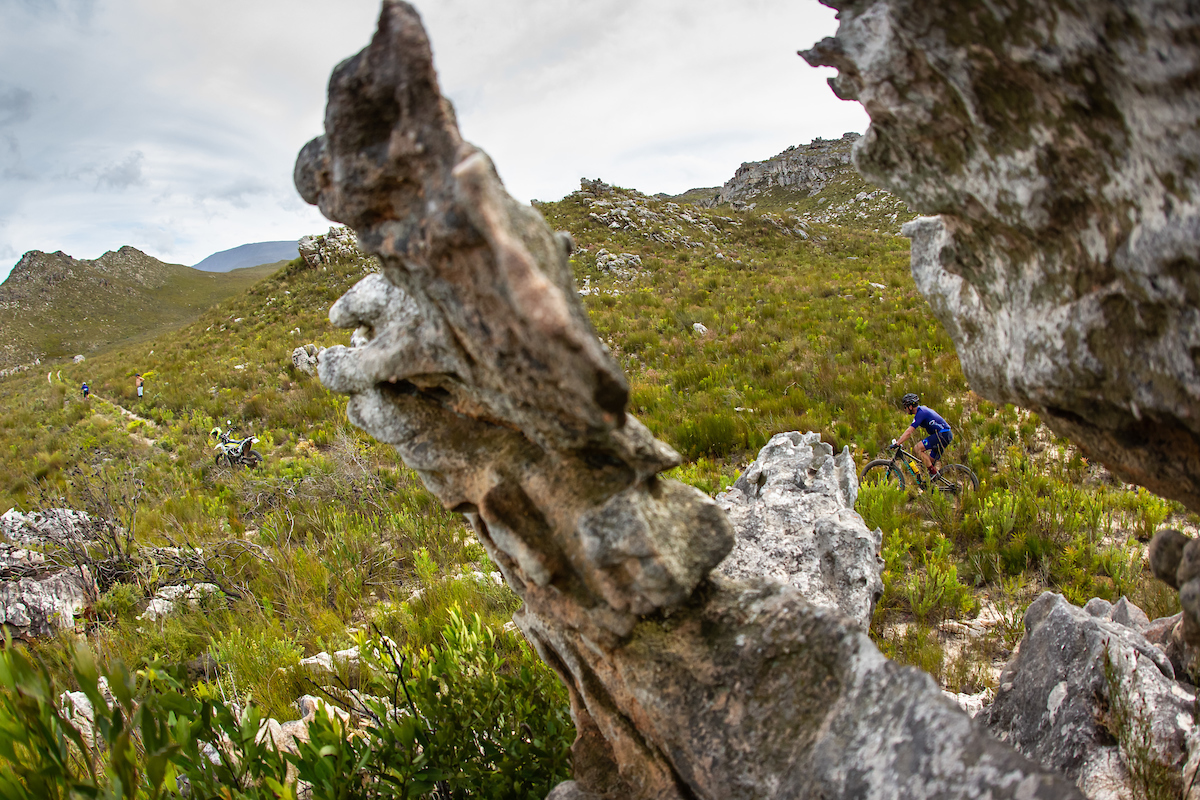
[893,392,952,479]
[81,382,89,398]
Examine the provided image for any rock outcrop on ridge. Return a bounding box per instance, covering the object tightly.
[0,246,272,371]
[706,133,860,206]
[803,0,1200,512]
[296,3,1079,797]
[716,431,883,630]
[298,227,365,268]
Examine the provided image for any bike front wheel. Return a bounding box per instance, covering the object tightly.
[861,459,905,488]
[934,464,979,506]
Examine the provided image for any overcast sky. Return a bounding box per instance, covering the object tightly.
[0,0,866,279]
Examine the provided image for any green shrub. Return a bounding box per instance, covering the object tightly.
[299,610,573,799]
[0,610,574,799]
[94,583,141,622]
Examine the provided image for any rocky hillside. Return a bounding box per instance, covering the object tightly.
[0,247,277,370]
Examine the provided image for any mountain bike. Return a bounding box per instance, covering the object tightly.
[860,444,978,507]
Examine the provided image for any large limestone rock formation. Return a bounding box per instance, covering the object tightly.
[803,0,1200,512]
[295,3,1078,797]
[716,431,883,630]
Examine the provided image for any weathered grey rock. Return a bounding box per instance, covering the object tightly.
[294,4,1079,797]
[1144,529,1200,678]
[296,646,361,685]
[986,592,1195,796]
[137,582,221,621]
[297,226,364,268]
[803,0,1200,513]
[0,566,95,639]
[1,507,95,546]
[594,249,641,274]
[291,344,321,376]
[716,431,883,629]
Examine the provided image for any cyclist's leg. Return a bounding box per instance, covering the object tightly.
[929,431,951,474]
[915,437,934,472]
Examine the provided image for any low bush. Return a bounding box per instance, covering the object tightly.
[0,609,574,799]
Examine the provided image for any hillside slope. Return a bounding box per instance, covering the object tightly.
[0,145,1182,745]
[0,246,276,369]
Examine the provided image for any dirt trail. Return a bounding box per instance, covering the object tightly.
[90,395,159,449]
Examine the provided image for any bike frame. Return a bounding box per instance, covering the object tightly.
[885,446,930,484]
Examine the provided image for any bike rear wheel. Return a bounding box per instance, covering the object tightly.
[861,459,904,488]
[933,464,979,507]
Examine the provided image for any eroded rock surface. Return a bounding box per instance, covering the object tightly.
[803,0,1200,512]
[1,507,98,638]
[986,592,1197,798]
[296,3,1079,797]
[716,431,882,629]
[291,344,322,376]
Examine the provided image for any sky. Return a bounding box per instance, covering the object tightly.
[0,0,866,280]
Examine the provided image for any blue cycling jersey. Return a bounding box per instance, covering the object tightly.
[910,405,951,437]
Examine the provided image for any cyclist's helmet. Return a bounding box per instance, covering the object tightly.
[902,392,919,408]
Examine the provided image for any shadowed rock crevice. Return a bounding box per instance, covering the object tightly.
[297,2,1080,797]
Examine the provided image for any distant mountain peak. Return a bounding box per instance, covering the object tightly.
[193,241,299,272]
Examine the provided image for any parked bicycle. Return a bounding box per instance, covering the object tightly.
[860,443,978,507]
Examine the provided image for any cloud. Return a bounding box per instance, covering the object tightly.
[0,0,869,282]
[207,177,270,209]
[95,151,145,190]
[9,0,97,26]
[0,85,33,128]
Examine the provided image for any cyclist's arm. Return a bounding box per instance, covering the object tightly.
[896,426,914,445]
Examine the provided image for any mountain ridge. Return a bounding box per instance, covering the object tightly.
[0,246,278,370]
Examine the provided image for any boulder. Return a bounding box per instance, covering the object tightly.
[137,582,221,622]
[291,344,321,376]
[594,249,641,274]
[802,0,1200,513]
[297,226,363,268]
[297,646,361,685]
[986,592,1196,798]
[294,5,1079,797]
[0,566,96,639]
[716,431,883,629]
[1,507,95,546]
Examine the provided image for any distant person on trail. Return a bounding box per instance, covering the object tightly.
[135,373,144,398]
[81,382,89,399]
[893,392,952,479]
